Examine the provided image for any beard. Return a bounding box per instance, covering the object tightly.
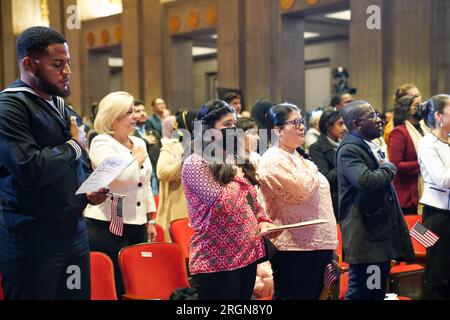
[35,68,71,98]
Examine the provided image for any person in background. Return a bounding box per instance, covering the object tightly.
[223,91,243,116]
[330,92,354,111]
[156,110,197,241]
[133,99,161,195]
[389,95,430,215]
[418,94,450,300]
[259,103,338,300]
[336,101,414,300]
[85,91,157,299]
[304,109,323,153]
[146,97,167,138]
[309,108,346,219]
[384,83,422,146]
[181,99,278,300]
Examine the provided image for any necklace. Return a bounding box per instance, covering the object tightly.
[432,131,450,144]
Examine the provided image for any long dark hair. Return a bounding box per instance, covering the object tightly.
[393,95,415,127]
[197,100,238,185]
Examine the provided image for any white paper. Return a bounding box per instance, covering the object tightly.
[260,219,329,236]
[76,156,134,195]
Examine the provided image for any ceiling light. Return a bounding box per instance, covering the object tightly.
[304,32,320,39]
[325,10,351,21]
[192,47,217,56]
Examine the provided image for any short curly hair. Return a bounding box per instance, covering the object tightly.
[16,26,66,61]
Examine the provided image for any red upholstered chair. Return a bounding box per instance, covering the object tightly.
[153,195,159,212]
[169,218,195,261]
[0,273,4,300]
[155,223,166,243]
[118,243,190,300]
[90,252,118,300]
[339,272,349,300]
[336,225,349,272]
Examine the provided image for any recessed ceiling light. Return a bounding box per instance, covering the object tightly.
[192,47,218,56]
[304,32,320,39]
[211,34,218,39]
[325,10,352,21]
[108,57,123,67]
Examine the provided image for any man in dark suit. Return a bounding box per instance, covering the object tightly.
[133,100,161,195]
[336,101,414,300]
[0,26,108,300]
[146,97,166,138]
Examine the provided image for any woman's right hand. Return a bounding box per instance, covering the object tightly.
[132,145,148,165]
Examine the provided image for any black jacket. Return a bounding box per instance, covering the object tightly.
[0,80,90,235]
[309,135,339,218]
[336,133,415,264]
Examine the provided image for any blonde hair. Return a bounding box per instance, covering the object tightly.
[94,91,134,134]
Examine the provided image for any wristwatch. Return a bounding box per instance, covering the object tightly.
[147,219,157,225]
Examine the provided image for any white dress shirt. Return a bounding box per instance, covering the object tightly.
[84,134,156,225]
[418,133,450,210]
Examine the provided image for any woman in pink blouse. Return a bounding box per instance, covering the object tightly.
[181,99,278,300]
[258,103,338,300]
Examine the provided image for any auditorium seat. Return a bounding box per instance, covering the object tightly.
[90,251,118,300]
[336,225,349,271]
[169,218,194,261]
[118,243,190,300]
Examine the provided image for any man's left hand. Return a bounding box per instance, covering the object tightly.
[86,188,109,205]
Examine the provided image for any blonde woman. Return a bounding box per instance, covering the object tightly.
[84,91,157,298]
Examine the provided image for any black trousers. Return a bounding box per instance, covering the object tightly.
[271,250,333,300]
[86,218,148,299]
[422,205,450,300]
[192,261,258,300]
[0,220,90,300]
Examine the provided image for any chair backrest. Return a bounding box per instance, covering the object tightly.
[154,195,159,211]
[118,243,190,300]
[90,252,118,300]
[169,218,194,260]
[155,223,166,242]
[0,273,4,300]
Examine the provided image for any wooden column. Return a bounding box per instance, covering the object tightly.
[384,0,433,106]
[244,0,281,108]
[349,0,384,110]
[141,0,164,106]
[62,0,83,113]
[1,0,17,87]
[281,15,305,107]
[121,0,142,100]
[217,0,245,92]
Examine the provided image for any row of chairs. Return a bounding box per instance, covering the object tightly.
[91,218,194,300]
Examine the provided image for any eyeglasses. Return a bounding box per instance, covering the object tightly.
[283,118,305,128]
[357,112,382,122]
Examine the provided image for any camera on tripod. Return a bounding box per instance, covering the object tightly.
[332,67,357,95]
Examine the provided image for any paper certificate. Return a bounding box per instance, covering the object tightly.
[76,156,134,195]
[260,219,329,236]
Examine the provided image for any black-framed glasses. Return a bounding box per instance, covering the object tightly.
[284,118,305,128]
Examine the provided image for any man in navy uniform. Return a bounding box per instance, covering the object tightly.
[0,26,107,300]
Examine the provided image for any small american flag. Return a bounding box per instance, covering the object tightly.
[410,221,439,248]
[109,194,124,237]
[323,262,340,289]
